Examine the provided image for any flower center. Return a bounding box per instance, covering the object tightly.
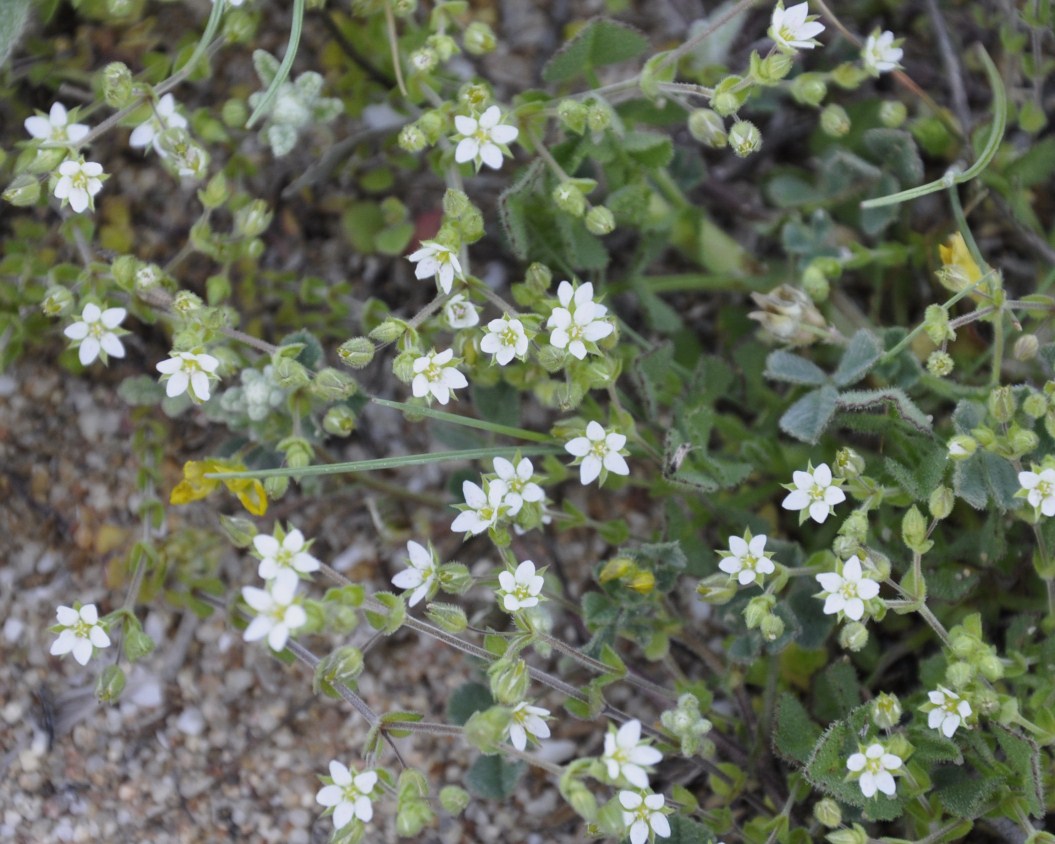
[839,580,859,599]
[70,169,91,191]
[808,482,827,501]
[423,361,442,381]
[500,326,518,346]
[72,619,93,638]
[590,441,608,459]
[865,756,884,775]
[1036,480,1052,499]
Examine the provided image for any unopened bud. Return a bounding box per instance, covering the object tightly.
[552,183,586,217]
[102,62,135,108]
[399,123,428,152]
[124,627,156,662]
[425,602,468,634]
[557,99,587,135]
[802,264,830,301]
[439,785,470,815]
[3,174,41,207]
[323,405,357,437]
[835,447,865,479]
[96,664,126,703]
[813,797,842,828]
[1014,334,1039,361]
[42,286,75,317]
[872,692,902,728]
[978,653,1004,681]
[728,120,762,157]
[463,705,511,753]
[277,436,313,469]
[987,386,1016,424]
[760,613,784,641]
[687,109,727,148]
[945,660,975,687]
[338,337,376,369]
[878,101,908,128]
[929,486,954,520]
[585,99,611,133]
[820,104,851,137]
[790,73,827,107]
[947,435,976,460]
[696,573,737,604]
[745,594,775,629]
[488,656,529,705]
[271,356,311,389]
[463,21,496,55]
[525,262,552,291]
[409,47,438,74]
[827,824,869,844]
[220,515,257,548]
[234,199,272,238]
[369,319,407,344]
[1023,392,1047,419]
[838,621,869,652]
[585,205,615,236]
[310,367,357,401]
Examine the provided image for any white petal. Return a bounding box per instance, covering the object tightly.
[64,321,89,340]
[479,142,503,169]
[808,500,830,523]
[454,115,478,135]
[316,784,343,807]
[454,138,478,163]
[332,800,354,830]
[51,629,76,656]
[100,333,125,358]
[330,760,352,785]
[78,338,100,365]
[782,490,809,511]
[56,605,80,626]
[579,455,602,485]
[604,452,629,476]
[72,638,93,665]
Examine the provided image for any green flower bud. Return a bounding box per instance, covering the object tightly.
[923,304,954,344]
[488,656,529,705]
[709,75,748,117]
[1012,332,1039,361]
[438,563,473,595]
[978,653,1004,681]
[442,188,471,220]
[744,594,776,630]
[198,172,229,210]
[878,100,908,128]
[278,436,313,470]
[831,535,860,561]
[830,62,869,89]
[790,73,828,107]
[945,660,975,687]
[751,50,793,85]
[416,109,446,142]
[525,262,552,291]
[221,98,249,128]
[834,447,865,479]
[463,21,496,55]
[1023,392,1047,419]
[264,475,289,499]
[219,515,258,548]
[323,405,358,437]
[552,183,586,217]
[872,692,902,728]
[802,265,830,301]
[3,174,41,207]
[760,613,785,641]
[687,108,727,148]
[234,199,272,238]
[813,797,842,828]
[1007,424,1039,458]
[947,435,977,460]
[696,573,737,604]
[1025,830,1055,844]
[463,705,511,753]
[106,0,135,17]
[561,777,598,822]
[425,602,468,633]
[102,62,135,108]
[96,664,126,703]
[392,352,415,383]
[458,83,491,112]
[838,622,869,652]
[585,205,616,236]
[337,337,376,369]
[827,824,869,844]
[439,785,470,815]
[585,99,612,133]
[173,290,204,315]
[728,120,762,157]
[409,47,438,74]
[314,646,365,694]
[369,319,408,344]
[124,627,156,662]
[820,104,851,137]
[42,286,75,317]
[928,486,954,520]
[398,123,428,153]
[310,367,357,401]
[987,385,1016,424]
[557,99,587,135]
[390,0,416,16]
[926,350,953,377]
[271,356,311,389]
[396,790,434,838]
[837,508,869,544]
[428,33,458,62]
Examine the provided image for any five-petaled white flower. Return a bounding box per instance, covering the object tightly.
[63,303,127,366]
[925,686,972,738]
[602,719,663,789]
[315,761,377,831]
[508,702,551,751]
[156,350,220,402]
[443,293,479,328]
[50,603,111,666]
[411,348,468,405]
[453,105,518,170]
[25,102,89,145]
[862,30,903,75]
[718,532,775,587]
[480,315,530,366]
[565,421,629,486]
[408,241,462,294]
[391,540,438,607]
[497,560,545,612]
[253,527,321,580]
[493,456,544,516]
[846,742,902,798]
[619,790,671,844]
[54,158,105,214]
[815,555,880,622]
[768,2,825,52]
[451,479,509,536]
[129,94,189,156]
[1018,467,1055,517]
[546,281,614,360]
[781,462,845,524]
[241,569,306,652]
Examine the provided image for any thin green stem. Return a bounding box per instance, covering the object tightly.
[246,0,306,128]
[369,397,554,443]
[537,633,678,702]
[383,0,408,98]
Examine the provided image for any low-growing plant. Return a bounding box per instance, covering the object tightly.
[4,0,1055,842]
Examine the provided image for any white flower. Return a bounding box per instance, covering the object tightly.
[156,350,220,402]
[315,761,377,830]
[391,540,438,607]
[619,790,671,844]
[480,315,529,366]
[497,560,545,612]
[602,719,663,790]
[443,293,479,328]
[925,686,972,738]
[453,105,518,170]
[411,348,468,405]
[862,30,903,75]
[508,702,551,751]
[50,603,111,666]
[565,421,629,486]
[546,281,614,360]
[241,570,306,652]
[408,241,462,294]
[815,555,880,622]
[63,303,127,366]
[253,527,321,580]
[768,2,825,52]
[25,102,90,145]
[492,456,544,516]
[718,532,775,587]
[451,479,509,535]
[129,93,189,155]
[54,158,105,214]
[846,742,902,798]
[781,462,845,524]
[1019,467,1055,517]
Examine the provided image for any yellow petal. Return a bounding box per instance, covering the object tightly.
[226,478,268,516]
[170,460,220,505]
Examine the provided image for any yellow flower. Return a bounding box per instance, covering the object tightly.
[937,233,996,303]
[170,459,268,516]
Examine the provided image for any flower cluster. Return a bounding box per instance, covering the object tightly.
[451,456,546,537]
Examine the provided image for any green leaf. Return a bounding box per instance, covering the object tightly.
[994,725,1045,817]
[765,173,825,208]
[812,659,860,722]
[471,381,521,428]
[933,766,1004,819]
[542,17,649,83]
[765,350,828,386]
[639,51,677,101]
[832,330,882,387]
[779,386,839,443]
[953,451,1019,511]
[622,130,674,168]
[0,0,31,67]
[465,754,525,800]
[118,375,166,406]
[837,388,932,433]
[664,814,719,843]
[773,693,821,765]
[907,726,962,766]
[1004,137,1055,187]
[446,682,493,726]
[862,129,924,186]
